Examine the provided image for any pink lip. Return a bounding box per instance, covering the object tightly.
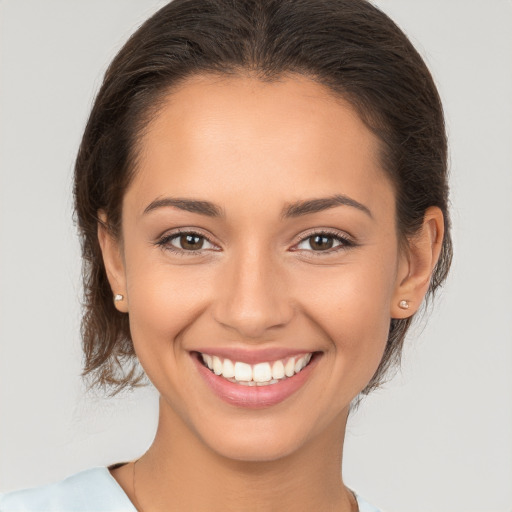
[191,352,320,409]
[193,347,314,364]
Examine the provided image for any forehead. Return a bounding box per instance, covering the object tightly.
[126,73,394,219]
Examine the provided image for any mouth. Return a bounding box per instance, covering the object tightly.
[191,350,321,408]
[198,352,314,386]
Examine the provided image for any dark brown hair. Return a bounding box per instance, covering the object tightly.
[74,0,452,395]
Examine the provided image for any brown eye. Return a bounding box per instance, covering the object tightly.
[294,231,353,253]
[177,233,204,250]
[157,231,217,253]
[309,234,334,251]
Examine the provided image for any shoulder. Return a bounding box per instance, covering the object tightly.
[355,493,384,512]
[0,467,136,512]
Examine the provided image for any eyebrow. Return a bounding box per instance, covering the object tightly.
[143,197,224,217]
[143,193,372,219]
[281,194,373,219]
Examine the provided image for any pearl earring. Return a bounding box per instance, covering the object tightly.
[114,294,124,302]
[399,300,409,310]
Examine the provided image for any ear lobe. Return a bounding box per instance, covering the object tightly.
[97,211,128,313]
[391,206,444,319]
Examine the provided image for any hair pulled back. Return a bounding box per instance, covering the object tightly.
[74,0,451,395]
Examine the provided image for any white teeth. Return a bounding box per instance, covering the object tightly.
[284,358,295,377]
[271,360,285,380]
[213,356,223,375]
[222,358,235,378]
[234,361,253,382]
[200,352,314,384]
[203,354,213,369]
[253,362,272,383]
[294,355,307,373]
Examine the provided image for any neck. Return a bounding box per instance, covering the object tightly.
[132,396,354,512]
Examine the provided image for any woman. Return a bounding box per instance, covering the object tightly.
[0,0,451,510]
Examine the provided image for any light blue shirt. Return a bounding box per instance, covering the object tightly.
[0,467,382,511]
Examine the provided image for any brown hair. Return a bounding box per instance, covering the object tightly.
[74,0,452,395]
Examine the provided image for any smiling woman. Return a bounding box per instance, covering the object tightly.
[0,1,451,511]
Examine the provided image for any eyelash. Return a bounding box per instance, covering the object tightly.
[154,229,356,257]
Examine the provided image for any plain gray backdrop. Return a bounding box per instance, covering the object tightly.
[1,1,511,511]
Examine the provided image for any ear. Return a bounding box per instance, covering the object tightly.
[97,211,129,313]
[391,206,444,319]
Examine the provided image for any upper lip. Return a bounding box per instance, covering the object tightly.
[192,347,319,365]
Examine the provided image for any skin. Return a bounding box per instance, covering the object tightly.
[99,74,444,511]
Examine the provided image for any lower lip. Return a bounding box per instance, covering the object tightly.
[192,353,320,409]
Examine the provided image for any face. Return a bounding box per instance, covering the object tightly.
[104,74,411,461]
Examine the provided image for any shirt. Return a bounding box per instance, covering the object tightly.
[0,467,382,511]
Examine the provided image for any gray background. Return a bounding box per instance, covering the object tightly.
[1,1,511,511]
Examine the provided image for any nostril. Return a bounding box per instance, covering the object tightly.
[211,271,294,338]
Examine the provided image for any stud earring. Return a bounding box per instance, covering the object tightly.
[399,300,409,310]
[114,294,124,302]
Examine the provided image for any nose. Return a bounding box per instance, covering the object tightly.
[212,245,294,339]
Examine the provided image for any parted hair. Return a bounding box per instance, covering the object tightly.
[74,0,452,395]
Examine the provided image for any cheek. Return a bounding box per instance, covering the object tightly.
[302,259,396,325]
[124,266,212,402]
[296,255,397,373]
[127,266,208,340]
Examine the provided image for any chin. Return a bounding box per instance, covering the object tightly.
[189,405,339,465]
[204,426,308,463]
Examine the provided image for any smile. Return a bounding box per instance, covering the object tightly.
[193,350,321,408]
[200,353,313,386]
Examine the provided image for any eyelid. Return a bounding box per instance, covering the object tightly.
[290,228,356,253]
[154,228,221,255]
